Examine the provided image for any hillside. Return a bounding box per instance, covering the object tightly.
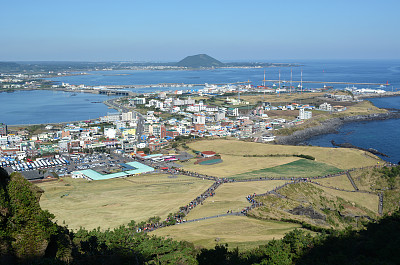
[176,54,225,68]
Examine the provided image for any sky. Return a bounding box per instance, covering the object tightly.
[1,0,399,61]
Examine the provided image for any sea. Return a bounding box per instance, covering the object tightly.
[0,90,118,125]
[1,59,400,162]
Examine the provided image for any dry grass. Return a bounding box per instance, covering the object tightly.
[38,174,214,231]
[253,182,379,229]
[151,215,303,250]
[312,184,379,214]
[343,100,387,115]
[183,140,380,174]
[314,174,355,191]
[180,154,299,177]
[185,180,287,220]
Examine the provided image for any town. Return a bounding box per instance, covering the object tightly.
[1,75,394,183]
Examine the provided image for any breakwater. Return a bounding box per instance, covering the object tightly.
[330,140,389,157]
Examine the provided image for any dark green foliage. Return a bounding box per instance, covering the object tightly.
[293,154,315,160]
[298,211,400,265]
[2,166,400,264]
[0,171,58,262]
[72,225,198,264]
[379,165,400,189]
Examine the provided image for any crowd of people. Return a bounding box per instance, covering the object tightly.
[126,157,394,234]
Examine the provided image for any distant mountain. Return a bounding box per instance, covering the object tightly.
[176,54,225,68]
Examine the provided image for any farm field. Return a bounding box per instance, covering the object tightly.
[185,180,287,220]
[151,215,303,250]
[38,174,214,230]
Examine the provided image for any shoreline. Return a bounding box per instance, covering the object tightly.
[275,111,400,146]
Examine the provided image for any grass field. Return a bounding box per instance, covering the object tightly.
[232,159,342,179]
[313,174,355,191]
[252,182,378,229]
[151,215,303,250]
[313,184,379,214]
[185,180,287,220]
[181,154,299,178]
[38,174,214,230]
[181,140,379,178]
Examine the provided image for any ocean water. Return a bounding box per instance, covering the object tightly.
[305,97,400,164]
[0,90,117,125]
[48,59,400,91]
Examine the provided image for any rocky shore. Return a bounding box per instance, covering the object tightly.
[275,111,400,146]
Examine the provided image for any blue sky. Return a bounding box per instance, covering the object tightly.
[1,0,399,61]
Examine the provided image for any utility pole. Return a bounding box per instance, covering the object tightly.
[290,68,293,95]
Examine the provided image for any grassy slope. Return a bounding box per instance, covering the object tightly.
[181,140,379,178]
[181,155,299,178]
[252,182,378,229]
[313,174,356,191]
[351,168,400,214]
[151,215,303,250]
[232,159,342,179]
[38,174,214,230]
[185,180,287,220]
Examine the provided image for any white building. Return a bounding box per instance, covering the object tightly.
[100,113,120,123]
[104,128,117,139]
[131,97,146,105]
[319,102,333,111]
[121,111,135,122]
[214,111,225,121]
[193,114,206,125]
[299,108,312,120]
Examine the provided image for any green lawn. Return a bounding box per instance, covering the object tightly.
[232,159,343,179]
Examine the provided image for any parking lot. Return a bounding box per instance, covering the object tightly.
[1,152,133,180]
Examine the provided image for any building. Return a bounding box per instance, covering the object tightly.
[100,113,120,123]
[0,123,7,136]
[166,130,179,138]
[130,97,146,105]
[201,151,216,158]
[319,102,333,111]
[104,128,117,139]
[193,114,206,125]
[299,108,312,120]
[121,111,135,122]
[214,111,225,121]
[227,108,239,117]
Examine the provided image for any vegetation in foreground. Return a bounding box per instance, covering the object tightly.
[2,168,400,264]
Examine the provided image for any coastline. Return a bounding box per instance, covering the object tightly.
[275,111,400,146]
